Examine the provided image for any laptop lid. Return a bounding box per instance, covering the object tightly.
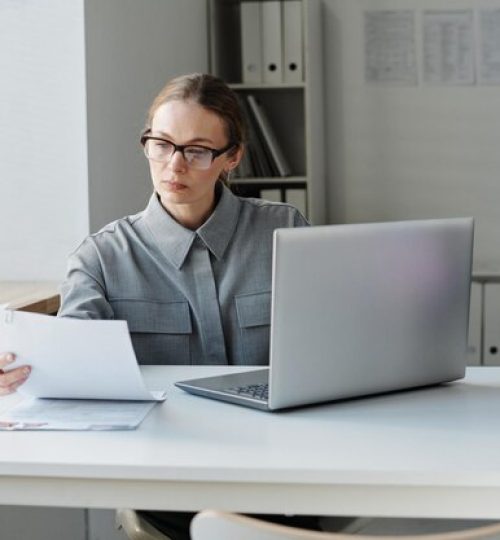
[268,217,473,410]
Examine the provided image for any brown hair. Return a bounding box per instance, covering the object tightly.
[143,74,246,183]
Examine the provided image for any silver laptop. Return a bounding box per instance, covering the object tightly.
[176,218,474,411]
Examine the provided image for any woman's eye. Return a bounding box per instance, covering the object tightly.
[186,148,207,158]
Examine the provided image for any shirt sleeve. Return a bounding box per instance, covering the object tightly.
[58,238,114,320]
[292,207,310,228]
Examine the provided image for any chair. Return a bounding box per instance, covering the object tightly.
[115,509,172,540]
[190,510,500,540]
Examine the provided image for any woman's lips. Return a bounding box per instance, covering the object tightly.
[162,180,187,191]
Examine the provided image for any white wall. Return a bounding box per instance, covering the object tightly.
[322,0,500,272]
[0,0,89,280]
[0,0,208,281]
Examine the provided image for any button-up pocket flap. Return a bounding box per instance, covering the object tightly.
[110,299,192,334]
[235,292,271,328]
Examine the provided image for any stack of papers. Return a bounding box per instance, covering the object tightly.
[0,309,166,430]
[0,397,156,431]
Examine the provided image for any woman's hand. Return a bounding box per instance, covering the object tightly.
[0,353,31,396]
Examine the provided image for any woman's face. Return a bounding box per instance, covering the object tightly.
[148,99,241,224]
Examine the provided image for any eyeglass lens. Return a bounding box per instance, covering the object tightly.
[145,140,213,170]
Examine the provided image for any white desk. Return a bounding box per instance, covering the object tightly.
[1,366,500,519]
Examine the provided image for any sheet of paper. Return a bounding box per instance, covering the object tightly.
[364,10,417,85]
[0,309,166,401]
[423,10,475,85]
[479,9,500,84]
[0,397,156,431]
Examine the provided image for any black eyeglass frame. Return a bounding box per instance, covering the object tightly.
[140,132,236,164]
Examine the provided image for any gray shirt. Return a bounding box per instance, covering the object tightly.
[59,184,308,366]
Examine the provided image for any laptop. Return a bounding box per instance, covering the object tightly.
[176,217,474,411]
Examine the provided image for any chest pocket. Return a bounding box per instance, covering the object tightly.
[110,299,192,365]
[235,291,271,366]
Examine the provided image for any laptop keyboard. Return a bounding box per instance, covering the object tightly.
[226,383,269,401]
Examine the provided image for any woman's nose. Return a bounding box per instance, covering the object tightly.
[168,149,187,172]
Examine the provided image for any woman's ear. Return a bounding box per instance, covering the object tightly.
[225,145,244,171]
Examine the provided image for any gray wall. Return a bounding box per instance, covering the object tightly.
[85,0,208,233]
[322,0,500,272]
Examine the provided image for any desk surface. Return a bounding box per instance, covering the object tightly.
[1,366,500,519]
[0,281,60,314]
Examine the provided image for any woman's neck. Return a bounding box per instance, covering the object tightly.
[159,193,216,231]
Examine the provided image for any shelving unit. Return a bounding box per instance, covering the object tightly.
[207,0,326,224]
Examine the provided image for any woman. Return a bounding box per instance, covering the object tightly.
[0,73,323,538]
[0,72,307,385]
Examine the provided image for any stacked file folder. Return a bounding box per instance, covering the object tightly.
[240,0,304,84]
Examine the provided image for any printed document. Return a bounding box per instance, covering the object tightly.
[479,9,500,84]
[0,395,155,431]
[0,310,166,430]
[423,10,475,85]
[364,10,417,85]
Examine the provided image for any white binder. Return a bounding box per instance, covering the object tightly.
[282,0,303,83]
[240,1,263,83]
[260,188,282,202]
[484,283,500,366]
[261,0,283,84]
[467,281,482,366]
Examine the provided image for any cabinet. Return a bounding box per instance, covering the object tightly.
[207,0,326,224]
[466,276,500,366]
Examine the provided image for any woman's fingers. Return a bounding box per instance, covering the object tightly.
[0,352,15,370]
[0,354,31,395]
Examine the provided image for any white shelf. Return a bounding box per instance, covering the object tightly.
[229,82,306,91]
[208,0,325,224]
[232,176,307,185]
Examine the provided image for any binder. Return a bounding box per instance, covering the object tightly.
[240,2,263,83]
[282,0,303,83]
[260,188,282,202]
[285,188,307,216]
[247,94,292,177]
[484,283,500,366]
[467,282,481,366]
[261,0,283,84]
[239,95,275,177]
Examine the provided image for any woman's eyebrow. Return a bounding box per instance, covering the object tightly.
[151,131,215,145]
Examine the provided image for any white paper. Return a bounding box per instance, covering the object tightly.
[0,309,166,401]
[364,10,417,85]
[479,9,500,84]
[0,397,156,431]
[423,10,475,86]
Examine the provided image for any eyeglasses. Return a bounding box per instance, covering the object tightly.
[140,133,236,170]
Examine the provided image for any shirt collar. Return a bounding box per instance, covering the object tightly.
[143,184,241,269]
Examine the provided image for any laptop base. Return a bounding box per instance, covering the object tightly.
[175,369,270,411]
